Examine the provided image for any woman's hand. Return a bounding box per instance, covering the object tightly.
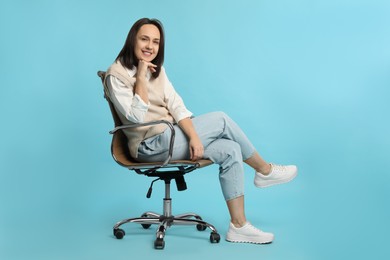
[189,136,204,161]
[137,59,157,80]
[178,117,204,161]
[134,60,157,104]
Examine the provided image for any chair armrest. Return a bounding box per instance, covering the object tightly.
[109,120,176,169]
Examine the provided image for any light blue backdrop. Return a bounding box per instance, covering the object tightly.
[1,0,389,259]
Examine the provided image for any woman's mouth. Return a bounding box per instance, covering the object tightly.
[142,50,153,56]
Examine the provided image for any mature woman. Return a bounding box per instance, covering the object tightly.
[105,18,297,244]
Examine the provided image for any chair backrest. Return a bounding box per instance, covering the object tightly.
[97,71,138,167]
[97,71,122,128]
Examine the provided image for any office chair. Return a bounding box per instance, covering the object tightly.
[97,71,220,249]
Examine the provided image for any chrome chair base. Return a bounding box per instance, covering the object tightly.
[113,211,220,249]
[113,184,220,249]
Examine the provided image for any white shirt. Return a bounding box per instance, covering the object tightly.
[106,66,192,124]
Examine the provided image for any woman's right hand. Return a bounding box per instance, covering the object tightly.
[134,60,156,104]
[137,59,157,80]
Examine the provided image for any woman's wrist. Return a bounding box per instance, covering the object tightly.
[189,134,201,142]
[136,76,147,84]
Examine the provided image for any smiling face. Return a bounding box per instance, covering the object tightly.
[134,24,160,62]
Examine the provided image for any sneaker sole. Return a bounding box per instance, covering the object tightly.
[226,238,273,244]
[225,233,274,244]
[254,171,297,188]
[226,235,274,244]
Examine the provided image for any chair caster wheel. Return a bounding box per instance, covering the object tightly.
[210,232,220,243]
[141,214,152,229]
[142,223,152,229]
[196,224,207,231]
[114,228,125,239]
[154,238,165,249]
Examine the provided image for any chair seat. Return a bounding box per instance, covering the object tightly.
[116,158,213,170]
[111,126,213,171]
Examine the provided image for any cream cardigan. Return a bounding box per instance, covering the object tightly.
[105,61,192,158]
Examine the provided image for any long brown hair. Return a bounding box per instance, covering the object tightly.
[116,18,165,78]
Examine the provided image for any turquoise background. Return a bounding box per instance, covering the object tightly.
[1,0,389,259]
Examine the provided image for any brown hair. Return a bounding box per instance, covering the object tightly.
[116,18,165,78]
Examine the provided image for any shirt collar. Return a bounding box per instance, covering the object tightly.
[125,65,151,80]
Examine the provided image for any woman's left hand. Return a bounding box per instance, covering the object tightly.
[189,137,204,161]
[177,117,204,161]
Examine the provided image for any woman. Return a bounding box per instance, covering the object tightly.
[105,18,297,244]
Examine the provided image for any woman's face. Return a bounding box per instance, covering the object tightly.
[134,24,160,62]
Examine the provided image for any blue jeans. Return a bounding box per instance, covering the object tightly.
[137,111,256,201]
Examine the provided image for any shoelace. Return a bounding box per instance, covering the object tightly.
[271,164,287,173]
[246,222,265,233]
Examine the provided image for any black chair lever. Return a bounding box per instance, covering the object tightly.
[147,178,160,198]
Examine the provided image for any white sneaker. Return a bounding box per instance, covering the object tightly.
[254,164,298,188]
[226,222,274,244]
